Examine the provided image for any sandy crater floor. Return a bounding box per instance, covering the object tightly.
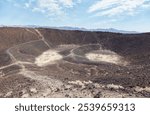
[35,50,63,67]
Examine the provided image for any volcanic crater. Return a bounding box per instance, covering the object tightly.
[0,27,150,98]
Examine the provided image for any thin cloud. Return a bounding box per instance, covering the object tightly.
[59,0,74,7]
[88,0,150,16]
[7,0,82,17]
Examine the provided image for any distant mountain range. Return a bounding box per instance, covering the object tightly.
[54,26,138,34]
[0,25,138,34]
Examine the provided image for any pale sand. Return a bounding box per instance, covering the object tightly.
[106,84,124,90]
[134,86,150,93]
[85,52,127,65]
[68,80,93,88]
[35,50,63,67]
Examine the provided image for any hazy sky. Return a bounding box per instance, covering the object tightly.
[0,0,150,32]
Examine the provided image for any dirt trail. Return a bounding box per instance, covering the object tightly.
[25,28,39,36]
[1,29,43,74]
[34,29,51,48]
